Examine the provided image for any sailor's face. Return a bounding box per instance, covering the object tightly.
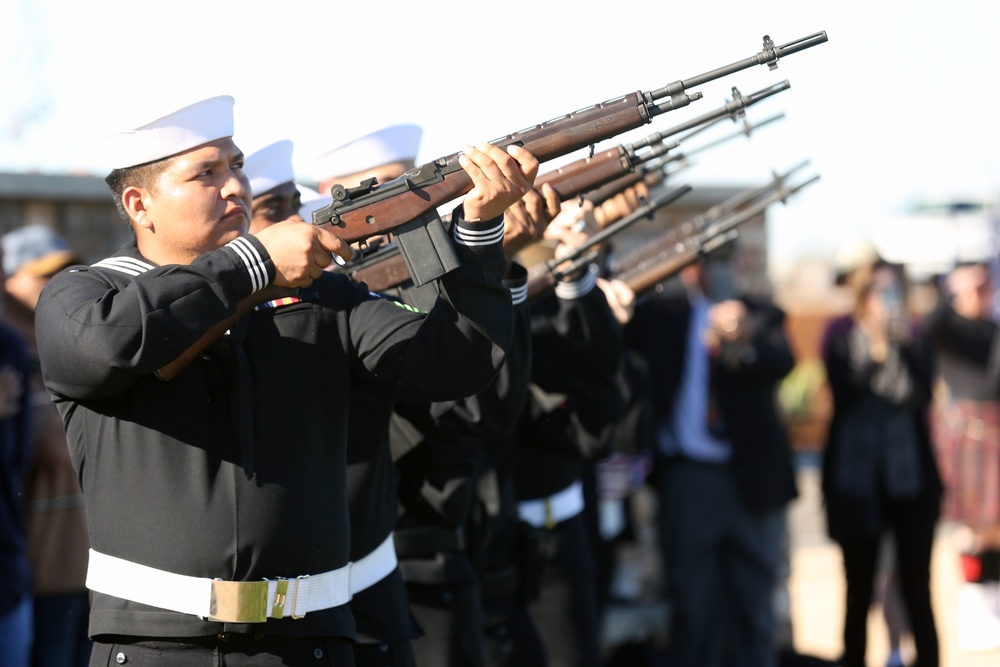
[250,181,303,234]
[141,138,251,262]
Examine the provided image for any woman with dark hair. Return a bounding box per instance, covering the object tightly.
[821,258,941,667]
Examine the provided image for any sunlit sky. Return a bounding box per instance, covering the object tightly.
[2,0,999,279]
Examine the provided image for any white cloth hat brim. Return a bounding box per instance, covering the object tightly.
[107,95,235,170]
[309,123,422,182]
[243,139,295,198]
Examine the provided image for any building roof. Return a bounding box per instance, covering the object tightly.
[0,172,110,202]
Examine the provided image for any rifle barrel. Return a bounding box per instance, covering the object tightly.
[649,31,828,99]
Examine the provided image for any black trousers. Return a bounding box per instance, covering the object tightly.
[482,591,547,667]
[406,580,485,667]
[655,459,786,667]
[89,634,355,666]
[353,639,417,667]
[527,513,601,667]
[835,493,940,667]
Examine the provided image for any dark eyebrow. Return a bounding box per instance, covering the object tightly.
[191,149,243,173]
[192,158,223,172]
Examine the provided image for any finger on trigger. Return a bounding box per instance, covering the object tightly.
[314,226,352,263]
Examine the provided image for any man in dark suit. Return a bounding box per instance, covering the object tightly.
[623,255,797,667]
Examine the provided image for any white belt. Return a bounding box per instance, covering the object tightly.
[86,533,398,623]
[517,480,585,529]
[349,532,398,596]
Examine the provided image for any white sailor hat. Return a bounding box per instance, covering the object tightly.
[309,123,422,182]
[106,94,235,170]
[243,139,295,198]
[297,184,333,222]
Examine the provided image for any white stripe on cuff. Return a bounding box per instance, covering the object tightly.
[453,220,504,247]
[554,266,597,300]
[509,282,528,305]
[226,237,267,293]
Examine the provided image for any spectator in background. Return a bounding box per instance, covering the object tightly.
[0,242,35,667]
[623,253,798,667]
[821,257,941,667]
[2,225,92,667]
[924,260,1000,651]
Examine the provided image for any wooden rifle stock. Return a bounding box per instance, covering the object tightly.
[580,107,788,225]
[312,32,826,242]
[611,171,821,295]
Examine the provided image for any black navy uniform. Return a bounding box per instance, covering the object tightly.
[35,219,512,647]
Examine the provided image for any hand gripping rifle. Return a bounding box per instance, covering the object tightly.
[312,32,827,287]
[523,183,694,301]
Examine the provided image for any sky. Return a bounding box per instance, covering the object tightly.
[2,0,999,280]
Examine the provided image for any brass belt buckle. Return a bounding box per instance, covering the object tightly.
[208,580,269,623]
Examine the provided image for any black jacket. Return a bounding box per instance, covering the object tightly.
[624,290,798,514]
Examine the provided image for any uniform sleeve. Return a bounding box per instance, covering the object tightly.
[394,261,531,440]
[36,238,270,400]
[348,217,514,403]
[529,269,624,399]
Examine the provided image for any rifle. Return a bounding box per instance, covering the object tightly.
[608,166,821,295]
[156,33,826,381]
[341,109,788,294]
[534,81,789,203]
[312,31,827,287]
[583,111,787,226]
[524,183,694,300]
